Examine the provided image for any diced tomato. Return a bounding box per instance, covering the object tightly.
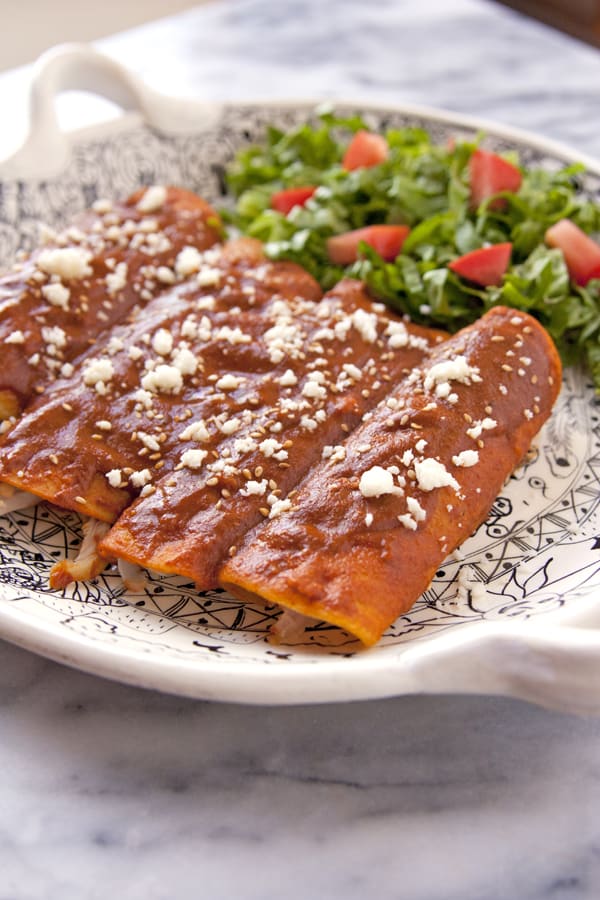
[270,186,317,215]
[342,131,389,171]
[327,224,410,265]
[545,219,600,286]
[449,243,512,287]
[469,148,522,210]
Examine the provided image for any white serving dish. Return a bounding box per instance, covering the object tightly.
[1,43,600,712]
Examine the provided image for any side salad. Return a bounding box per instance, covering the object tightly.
[224,109,600,390]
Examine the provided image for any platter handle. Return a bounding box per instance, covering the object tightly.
[401,620,600,715]
[0,43,219,179]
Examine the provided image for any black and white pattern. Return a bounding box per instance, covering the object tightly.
[1,103,599,671]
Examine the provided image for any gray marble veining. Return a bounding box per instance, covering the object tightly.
[2,0,600,897]
[2,641,600,899]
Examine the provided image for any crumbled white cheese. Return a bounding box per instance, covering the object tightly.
[130,469,152,488]
[106,337,124,356]
[302,380,327,400]
[365,512,374,527]
[424,355,481,399]
[95,420,112,431]
[401,448,414,467]
[279,369,298,387]
[343,363,362,381]
[180,448,208,469]
[466,418,497,440]
[83,357,115,390]
[171,348,198,376]
[259,438,283,458]
[452,449,479,467]
[359,466,398,498]
[141,364,184,394]
[269,498,292,519]
[175,246,204,277]
[406,496,426,522]
[414,458,459,492]
[213,326,252,345]
[5,330,25,344]
[322,445,346,463]
[352,308,378,344]
[300,415,318,432]
[41,282,70,310]
[134,388,154,409]
[128,345,144,361]
[38,247,93,280]
[152,328,173,356]
[137,185,167,213]
[41,325,67,349]
[216,373,243,392]
[240,479,268,497]
[397,513,418,531]
[179,420,210,442]
[156,266,176,285]
[137,431,161,452]
[218,417,241,436]
[106,262,128,295]
[105,469,123,488]
[197,267,221,287]
[233,437,257,455]
[386,321,409,348]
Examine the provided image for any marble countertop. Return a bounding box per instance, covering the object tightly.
[2,1,600,897]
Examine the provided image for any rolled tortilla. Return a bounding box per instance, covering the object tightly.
[98,280,447,588]
[220,306,562,646]
[0,240,322,524]
[0,186,222,419]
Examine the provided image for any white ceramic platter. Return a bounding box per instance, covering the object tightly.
[1,44,600,712]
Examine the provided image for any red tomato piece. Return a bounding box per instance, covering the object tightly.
[327,225,410,265]
[545,219,600,286]
[469,148,522,210]
[270,186,317,215]
[342,131,389,171]
[449,243,512,287]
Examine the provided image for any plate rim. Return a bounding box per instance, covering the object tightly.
[2,72,600,710]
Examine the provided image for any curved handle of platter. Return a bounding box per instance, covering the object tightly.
[400,620,600,715]
[0,43,220,179]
